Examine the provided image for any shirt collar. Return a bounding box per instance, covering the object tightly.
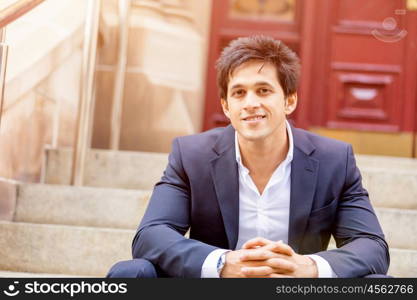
[235,120,294,167]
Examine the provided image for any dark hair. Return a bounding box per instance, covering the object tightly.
[216,35,300,99]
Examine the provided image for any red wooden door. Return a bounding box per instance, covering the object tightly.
[202,0,308,130]
[299,0,417,157]
[203,0,417,157]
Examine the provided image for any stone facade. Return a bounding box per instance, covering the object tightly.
[0,0,85,181]
[0,0,212,181]
[93,0,212,152]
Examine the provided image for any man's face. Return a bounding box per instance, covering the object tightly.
[221,60,297,142]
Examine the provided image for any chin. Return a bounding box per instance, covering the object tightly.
[239,129,270,142]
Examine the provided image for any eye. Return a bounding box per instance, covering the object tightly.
[258,88,272,95]
[231,89,246,97]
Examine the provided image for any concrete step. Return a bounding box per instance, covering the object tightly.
[42,147,168,190]
[0,221,133,277]
[327,243,417,277]
[363,168,417,210]
[14,183,150,229]
[355,155,417,210]
[13,184,416,250]
[0,271,83,278]
[0,220,415,277]
[356,154,417,171]
[389,248,417,277]
[375,208,417,251]
[321,208,417,252]
[13,183,417,246]
[42,148,417,209]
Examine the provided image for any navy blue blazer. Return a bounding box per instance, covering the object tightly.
[132,125,389,278]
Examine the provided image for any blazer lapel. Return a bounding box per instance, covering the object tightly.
[208,125,319,252]
[288,128,319,253]
[210,126,239,250]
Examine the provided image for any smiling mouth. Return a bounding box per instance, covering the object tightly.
[242,115,266,122]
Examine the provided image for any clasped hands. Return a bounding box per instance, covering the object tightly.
[220,237,318,278]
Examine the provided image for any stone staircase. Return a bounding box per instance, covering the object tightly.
[0,148,416,277]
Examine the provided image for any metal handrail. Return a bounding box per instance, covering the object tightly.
[0,0,45,28]
[0,0,195,185]
[70,0,101,186]
[0,0,116,185]
[110,0,131,150]
[0,29,8,129]
[0,0,150,187]
[0,0,46,130]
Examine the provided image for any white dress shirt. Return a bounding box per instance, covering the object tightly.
[201,121,336,278]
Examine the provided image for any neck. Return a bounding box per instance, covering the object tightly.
[238,124,289,176]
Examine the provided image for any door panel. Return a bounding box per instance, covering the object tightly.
[203,0,303,130]
[203,0,417,157]
[308,0,417,157]
[325,0,406,132]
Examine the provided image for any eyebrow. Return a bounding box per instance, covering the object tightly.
[229,81,274,90]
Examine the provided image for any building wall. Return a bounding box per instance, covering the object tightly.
[92,0,213,152]
[0,0,86,181]
[0,0,213,181]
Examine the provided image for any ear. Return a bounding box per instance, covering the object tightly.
[284,93,298,115]
[221,98,231,119]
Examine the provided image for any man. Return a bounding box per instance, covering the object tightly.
[107,35,389,278]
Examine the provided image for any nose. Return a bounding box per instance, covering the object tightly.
[243,91,261,110]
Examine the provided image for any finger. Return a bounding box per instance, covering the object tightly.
[269,273,294,278]
[241,266,274,277]
[268,242,294,256]
[266,258,297,272]
[240,249,275,261]
[242,237,273,249]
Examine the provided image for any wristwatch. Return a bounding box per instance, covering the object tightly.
[217,252,227,276]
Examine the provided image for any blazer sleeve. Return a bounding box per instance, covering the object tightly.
[131,138,218,277]
[314,144,390,277]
